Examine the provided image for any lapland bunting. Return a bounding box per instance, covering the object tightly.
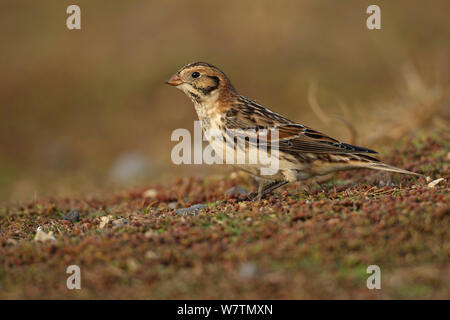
[166,62,421,200]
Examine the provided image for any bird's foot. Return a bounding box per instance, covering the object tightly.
[245,191,262,202]
[244,180,289,202]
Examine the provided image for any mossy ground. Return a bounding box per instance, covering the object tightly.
[0,130,448,299]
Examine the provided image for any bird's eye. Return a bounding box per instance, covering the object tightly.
[191,72,200,78]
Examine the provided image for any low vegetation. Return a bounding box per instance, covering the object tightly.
[0,129,448,299]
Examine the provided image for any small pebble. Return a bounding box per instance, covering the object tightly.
[144,230,158,238]
[63,209,81,223]
[112,218,128,227]
[126,258,140,272]
[143,189,158,198]
[34,227,56,242]
[99,215,113,229]
[176,204,207,216]
[145,251,158,260]
[238,262,258,279]
[168,202,177,209]
[226,186,248,196]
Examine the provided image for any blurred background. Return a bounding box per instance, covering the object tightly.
[0,0,448,203]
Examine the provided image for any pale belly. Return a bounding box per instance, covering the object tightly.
[196,107,313,182]
[206,129,310,182]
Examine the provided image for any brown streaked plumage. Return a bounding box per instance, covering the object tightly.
[166,62,423,200]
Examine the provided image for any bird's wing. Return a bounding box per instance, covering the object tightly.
[224,103,378,155]
[274,124,378,155]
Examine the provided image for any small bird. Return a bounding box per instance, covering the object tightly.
[166,62,422,200]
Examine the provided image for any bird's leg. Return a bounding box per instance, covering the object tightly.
[257,180,289,199]
[246,180,289,201]
[257,180,264,201]
[244,176,264,201]
[246,179,265,201]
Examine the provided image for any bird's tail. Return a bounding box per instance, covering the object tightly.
[311,154,423,178]
[361,162,424,177]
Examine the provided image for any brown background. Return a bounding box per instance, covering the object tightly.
[0,0,448,202]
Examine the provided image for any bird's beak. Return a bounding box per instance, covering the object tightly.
[165,74,184,86]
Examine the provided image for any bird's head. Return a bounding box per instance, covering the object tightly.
[166,62,236,104]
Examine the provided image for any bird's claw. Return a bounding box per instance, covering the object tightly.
[245,192,262,202]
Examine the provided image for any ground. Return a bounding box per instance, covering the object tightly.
[0,129,448,299]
